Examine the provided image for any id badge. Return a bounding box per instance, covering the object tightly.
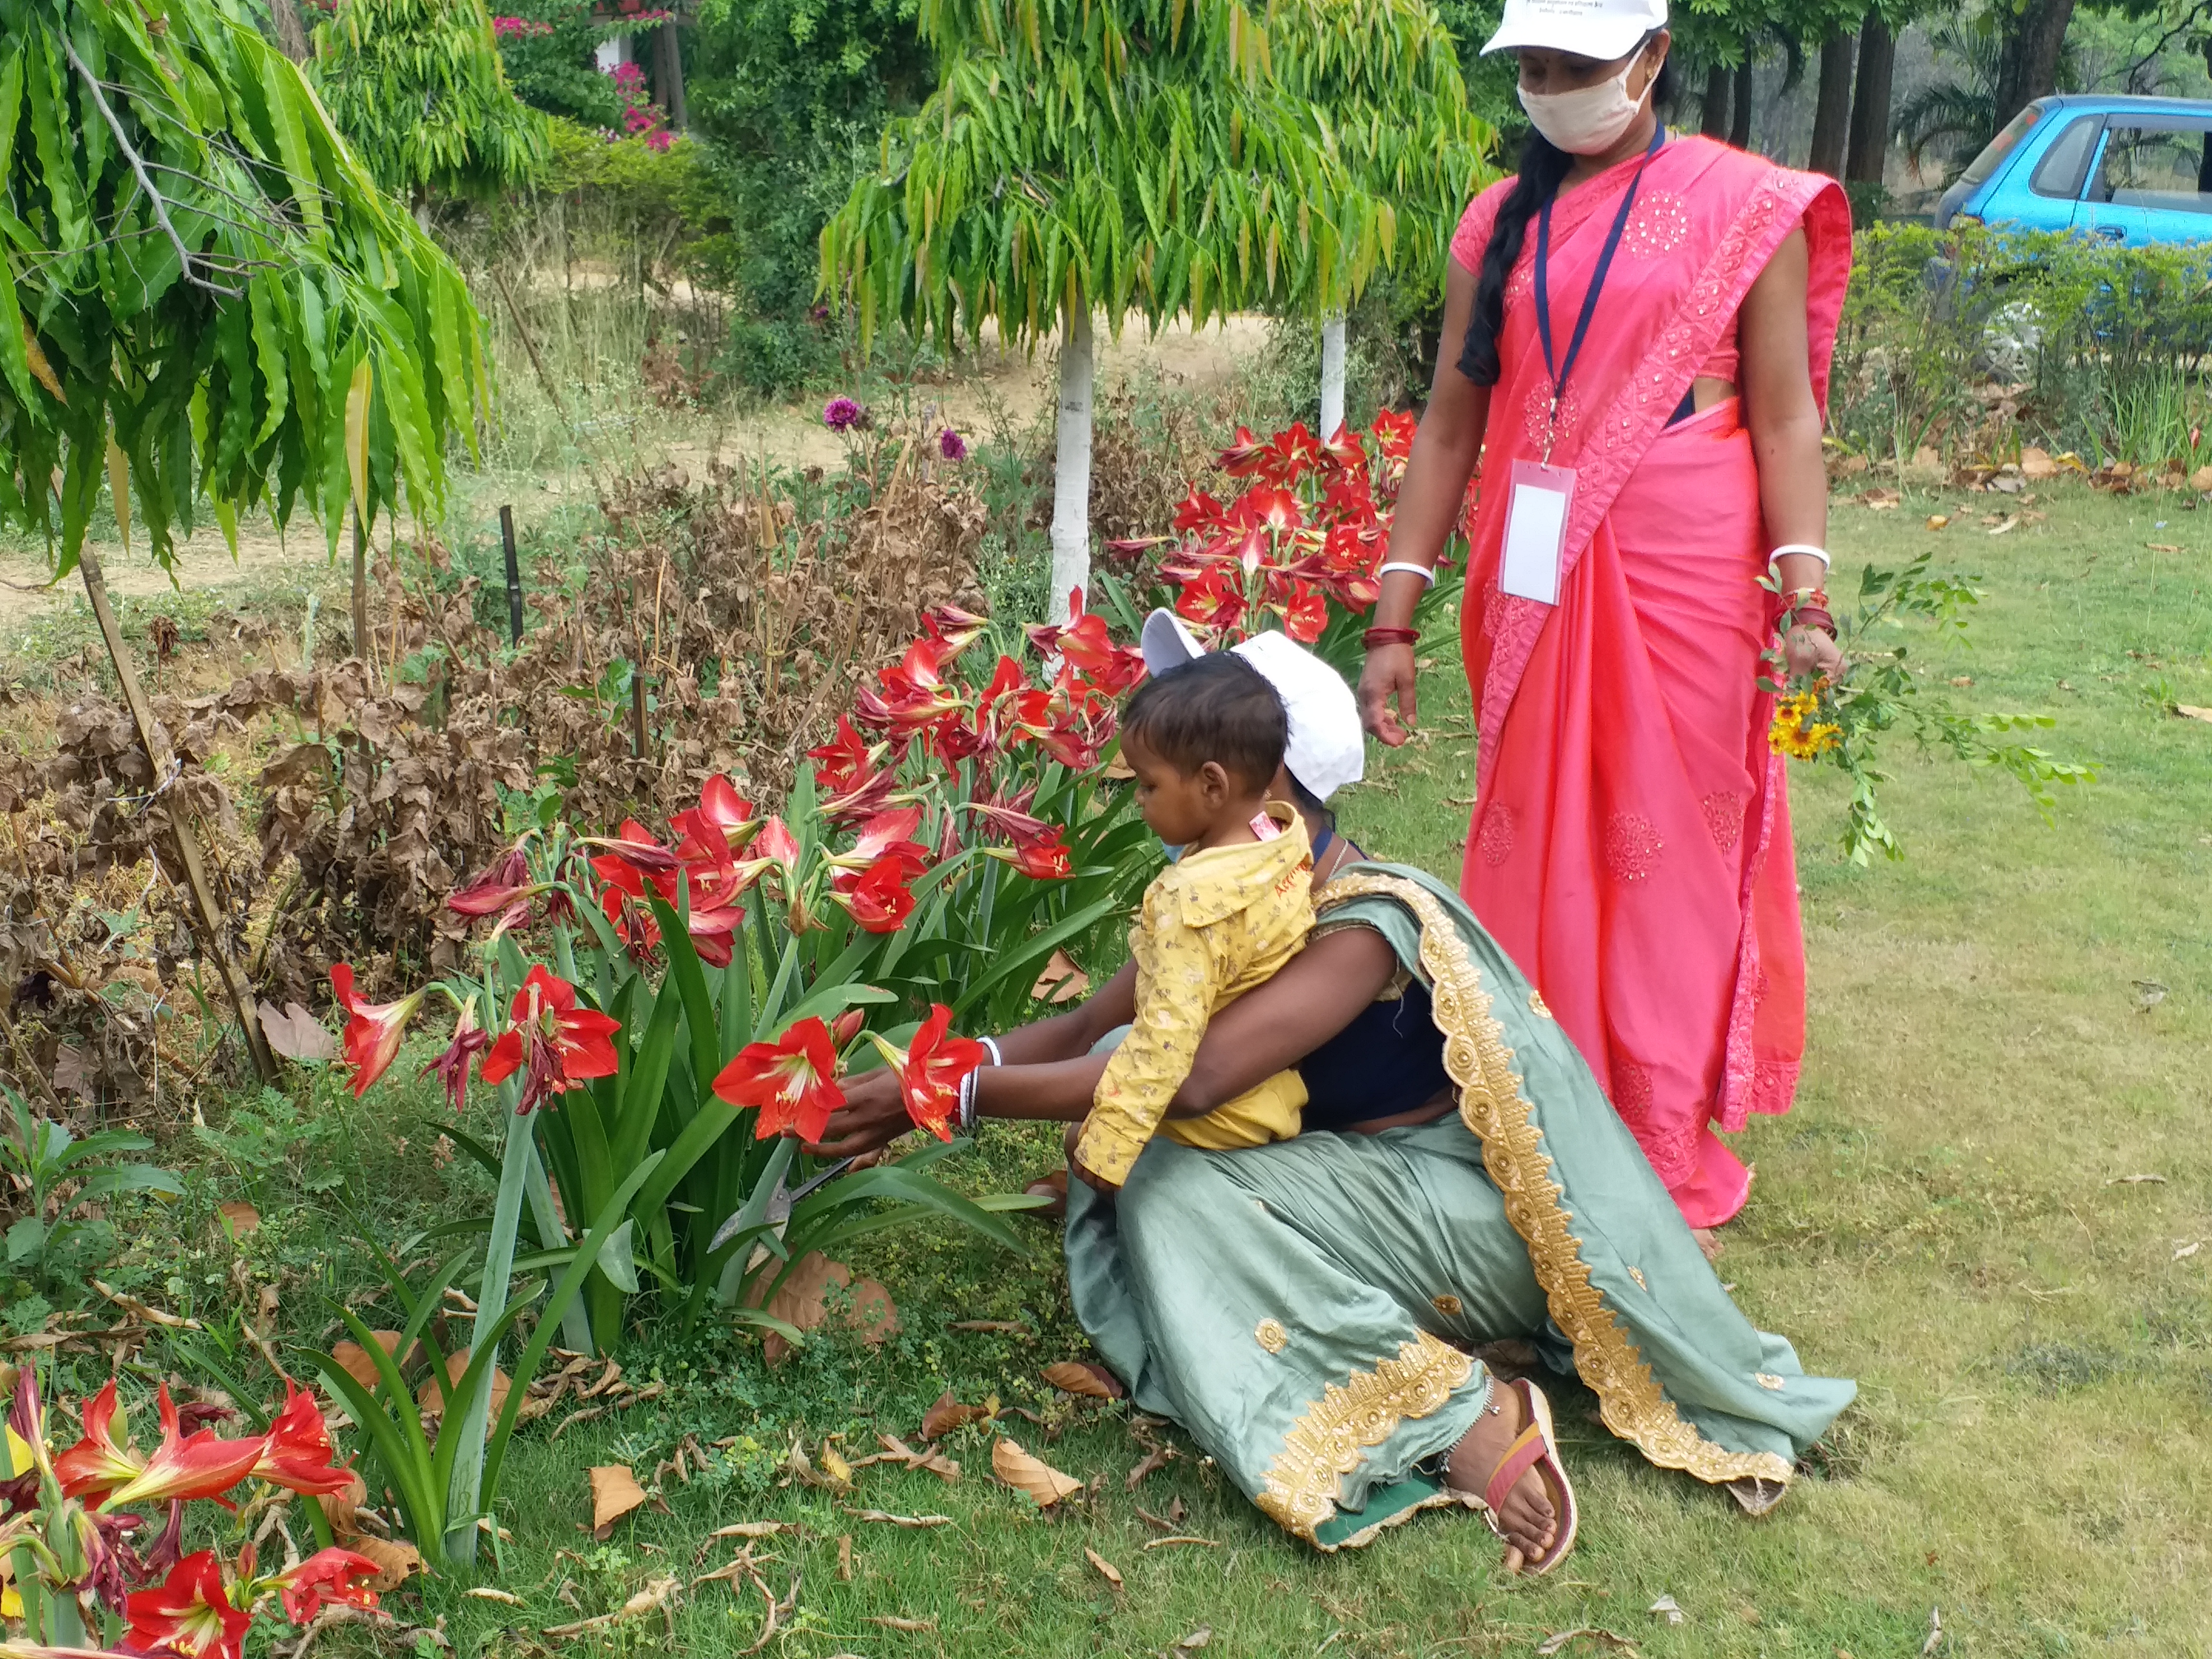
[1499,459,1576,606]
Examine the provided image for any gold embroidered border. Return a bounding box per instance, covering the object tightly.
[1315,872,1796,1491]
[1256,1332,1473,1541]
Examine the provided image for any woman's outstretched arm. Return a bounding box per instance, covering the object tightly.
[1359,256,1490,747]
[804,927,1401,1158]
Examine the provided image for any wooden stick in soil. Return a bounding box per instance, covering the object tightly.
[499,505,525,645]
[350,507,369,676]
[75,541,277,1083]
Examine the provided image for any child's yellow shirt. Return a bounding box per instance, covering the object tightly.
[1075,804,1313,1187]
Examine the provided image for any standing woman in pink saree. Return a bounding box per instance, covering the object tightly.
[1356,0,1852,1230]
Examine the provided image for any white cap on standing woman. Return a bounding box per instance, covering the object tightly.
[1481,0,1668,60]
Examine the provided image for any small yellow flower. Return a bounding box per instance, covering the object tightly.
[1768,693,1840,760]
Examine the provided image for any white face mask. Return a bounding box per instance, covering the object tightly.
[1518,60,1648,156]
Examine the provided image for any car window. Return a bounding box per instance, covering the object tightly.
[1960,104,2044,188]
[2089,120,2212,214]
[2030,116,2102,200]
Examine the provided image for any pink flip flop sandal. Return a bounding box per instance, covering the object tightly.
[1480,1377,1580,1575]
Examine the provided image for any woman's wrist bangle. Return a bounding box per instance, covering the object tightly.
[1769,543,1830,578]
[980,1035,1003,1069]
[1363,626,1420,649]
[1375,561,1437,587]
[1783,587,1830,609]
[957,1068,980,1136]
[1790,608,1838,639]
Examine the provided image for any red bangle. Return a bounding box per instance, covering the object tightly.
[1363,626,1420,649]
[1791,608,1837,638]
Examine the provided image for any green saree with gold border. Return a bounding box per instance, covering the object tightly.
[1063,863,1855,1549]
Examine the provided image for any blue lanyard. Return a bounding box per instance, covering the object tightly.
[1533,124,1665,457]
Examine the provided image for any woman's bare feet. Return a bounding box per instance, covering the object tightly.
[1445,1380,1558,1573]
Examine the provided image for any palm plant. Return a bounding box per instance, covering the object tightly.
[1896,11,2077,178]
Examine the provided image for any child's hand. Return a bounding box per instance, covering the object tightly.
[1070,1155,1119,1198]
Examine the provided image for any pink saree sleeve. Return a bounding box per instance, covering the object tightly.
[1454,136,1851,1227]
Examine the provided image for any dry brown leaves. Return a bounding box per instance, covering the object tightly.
[756,1254,900,1366]
[588,1465,649,1535]
[920,1389,994,1439]
[1041,1361,1124,1400]
[991,1439,1082,1508]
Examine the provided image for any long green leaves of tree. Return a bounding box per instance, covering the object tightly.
[0,0,490,575]
[821,0,1396,347]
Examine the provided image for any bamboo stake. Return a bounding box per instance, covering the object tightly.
[75,541,277,1083]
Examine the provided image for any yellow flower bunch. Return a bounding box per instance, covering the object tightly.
[1768,689,1840,761]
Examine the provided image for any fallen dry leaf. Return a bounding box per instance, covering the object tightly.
[542,1574,681,1639]
[2174,705,2212,723]
[2106,1173,2168,1185]
[1535,1629,1637,1656]
[1032,948,1093,1005]
[1987,515,2019,535]
[847,1509,953,1527]
[1084,1547,1124,1590]
[867,1616,938,1632]
[589,1466,648,1535]
[2135,980,2170,1010]
[1924,514,1949,530]
[948,1319,1024,1333]
[465,1587,525,1606]
[2175,1241,2204,1261]
[706,1522,790,1542]
[331,1331,409,1390]
[1041,1361,1124,1400]
[819,1443,855,1488]
[316,1470,370,1536]
[2021,447,2058,480]
[1125,1444,1173,1491]
[259,1000,338,1063]
[2147,542,2184,553]
[217,1201,261,1237]
[1948,676,1975,688]
[757,1255,900,1365]
[1923,1606,1944,1655]
[837,1534,853,1582]
[921,1390,988,1439]
[420,1350,513,1424]
[1649,1594,1684,1625]
[346,1535,422,1593]
[1142,1536,1218,1550]
[1168,1629,1213,1655]
[992,1439,1083,1507]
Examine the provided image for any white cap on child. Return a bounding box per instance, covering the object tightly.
[1139,610,1366,803]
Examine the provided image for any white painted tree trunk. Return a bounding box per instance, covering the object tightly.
[1319,313,1347,439]
[1049,306,1096,621]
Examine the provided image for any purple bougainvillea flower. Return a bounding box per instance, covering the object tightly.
[823,397,864,432]
[938,428,968,461]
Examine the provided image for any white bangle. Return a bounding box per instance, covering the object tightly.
[957,1069,979,1136]
[1768,544,1830,577]
[1376,561,1437,587]
[981,1035,1003,1068]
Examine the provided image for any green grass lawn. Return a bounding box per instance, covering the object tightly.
[47,481,2212,1658]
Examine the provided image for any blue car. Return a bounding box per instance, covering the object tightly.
[1935,94,2212,246]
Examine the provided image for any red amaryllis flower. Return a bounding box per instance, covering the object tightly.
[57,1382,265,1511]
[579,817,682,876]
[1174,565,1246,631]
[328,966,425,1099]
[964,797,1058,848]
[445,846,535,919]
[834,805,930,878]
[873,640,964,733]
[713,1016,846,1142]
[673,776,758,865]
[866,1004,986,1141]
[421,997,492,1114]
[920,601,989,655]
[829,854,916,933]
[1174,487,1226,533]
[985,827,1072,880]
[271,1547,381,1625]
[1320,422,1367,469]
[125,1551,252,1659]
[481,965,622,1115]
[250,1383,354,1497]
[808,715,885,798]
[1276,582,1329,644]
[1215,424,1270,476]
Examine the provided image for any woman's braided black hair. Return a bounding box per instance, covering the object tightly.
[1457,38,1676,388]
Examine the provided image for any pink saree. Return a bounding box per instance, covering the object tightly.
[1449,135,1851,1227]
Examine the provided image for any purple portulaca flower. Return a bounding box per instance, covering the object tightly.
[938,428,968,462]
[823,396,864,432]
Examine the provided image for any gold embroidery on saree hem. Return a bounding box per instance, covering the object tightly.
[1315,872,1797,1491]
[1256,1332,1473,1541]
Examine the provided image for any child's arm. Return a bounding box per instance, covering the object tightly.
[1072,914,1225,1190]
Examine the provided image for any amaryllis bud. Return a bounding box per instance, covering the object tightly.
[829,1008,867,1048]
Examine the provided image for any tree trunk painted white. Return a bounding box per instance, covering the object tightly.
[1318,313,1347,439]
[1048,306,1096,621]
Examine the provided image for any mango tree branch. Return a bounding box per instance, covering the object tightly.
[63,37,246,299]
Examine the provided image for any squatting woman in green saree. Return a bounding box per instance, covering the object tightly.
[809,625,1853,1571]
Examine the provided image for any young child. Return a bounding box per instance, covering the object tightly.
[1071,653,1314,1192]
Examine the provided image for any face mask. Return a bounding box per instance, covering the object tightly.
[1518,61,1647,156]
